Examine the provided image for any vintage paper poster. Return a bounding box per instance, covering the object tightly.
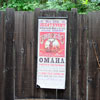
[37,18,67,89]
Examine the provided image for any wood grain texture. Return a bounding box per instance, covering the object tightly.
[14,11,35,98]
[88,11,100,100]
[0,11,5,100]
[70,8,78,100]
[5,8,15,100]
[14,11,26,98]
[0,9,100,100]
[78,14,88,100]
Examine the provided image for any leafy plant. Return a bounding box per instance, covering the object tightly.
[86,2,100,12]
[80,0,88,4]
[62,1,76,10]
[76,3,88,12]
[0,0,100,13]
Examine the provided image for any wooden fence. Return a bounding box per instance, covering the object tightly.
[0,8,100,100]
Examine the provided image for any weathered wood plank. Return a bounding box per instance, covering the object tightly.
[22,11,34,98]
[70,8,78,100]
[88,11,100,100]
[14,11,35,98]
[78,14,88,100]
[5,8,15,100]
[0,11,5,100]
[15,11,26,98]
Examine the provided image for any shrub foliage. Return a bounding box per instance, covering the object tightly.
[0,0,100,13]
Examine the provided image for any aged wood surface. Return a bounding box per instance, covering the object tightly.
[5,8,15,100]
[15,11,26,98]
[88,12,100,100]
[24,11,34,98]
[15,11,35,98]
[78,14,88,100]
[70,8,78,100]
[0,9,100,100]
[0,11,5,100]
